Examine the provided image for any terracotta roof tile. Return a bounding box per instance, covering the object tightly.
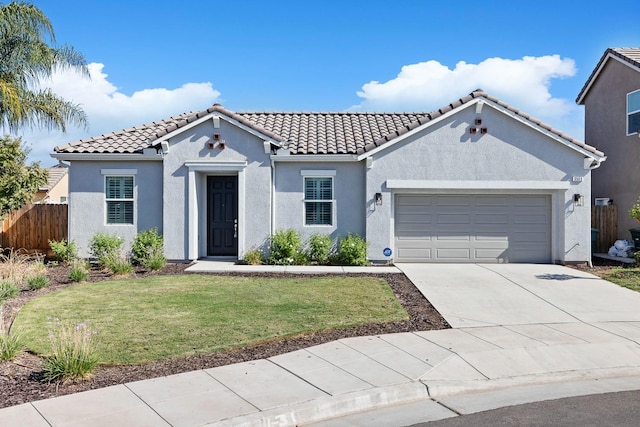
[54,91,603,158]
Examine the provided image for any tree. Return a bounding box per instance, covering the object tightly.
[0,136,47,217]
[0,1,89,132]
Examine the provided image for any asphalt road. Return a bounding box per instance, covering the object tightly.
[413,390,640,426]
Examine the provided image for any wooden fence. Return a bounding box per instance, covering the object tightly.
[0,204,68,255]
[591,205,617,253]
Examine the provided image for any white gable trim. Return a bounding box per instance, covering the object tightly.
[355,105,462,161]
[152,113,280,148]
[357,98,603,162]
[577,53,640,105]
[484,100,604,161]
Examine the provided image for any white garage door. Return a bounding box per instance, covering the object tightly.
[394,194,551,263]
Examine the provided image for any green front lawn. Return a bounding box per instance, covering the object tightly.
[12,274,408,364]
[595,268,640,292]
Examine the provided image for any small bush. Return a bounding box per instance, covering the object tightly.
[243,249,264,265]
[141,247,167,271]
[89,233,124,265]
[0,329,23,362]
[48,239,78,264]
[27,274,50,290]
[306,233,333,264]
[268,229,304,265]
[68,260,90,283]
[335,233,369,266]
[0,249,44,287]
[0,280,19,302]
[102,253,134,275]
[132,228,164,265]
[42,320,98,383]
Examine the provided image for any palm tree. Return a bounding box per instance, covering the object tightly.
[0,1,88,133]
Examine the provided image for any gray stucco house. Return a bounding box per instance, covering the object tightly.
[52,90,605,264]
[577,48,640,239]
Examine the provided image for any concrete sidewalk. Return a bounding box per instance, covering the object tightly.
[3,263,640,426]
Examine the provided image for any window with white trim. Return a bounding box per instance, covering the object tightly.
[627,89,640,135]
[304,177,333,225]
[105,176,134,224]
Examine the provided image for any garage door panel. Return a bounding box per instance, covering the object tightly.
[436,214,470,224]
[475,196,510,206]
[396,213,432,225]
[475,214,509,224]
[397,248,432,260]
[513,214,548,224]
[436,248,471,260]
[435,232,470,241]
[395,194,551,263]
[513,196,549,206]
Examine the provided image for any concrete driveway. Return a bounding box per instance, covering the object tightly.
[396,263,640,328]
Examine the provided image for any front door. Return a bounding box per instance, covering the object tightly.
[207,176,238,256]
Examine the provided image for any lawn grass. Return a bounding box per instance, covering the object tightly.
[595,267,640,292]
[12,274,408,364]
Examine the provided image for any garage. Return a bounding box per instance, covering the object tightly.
[394,194,551,263]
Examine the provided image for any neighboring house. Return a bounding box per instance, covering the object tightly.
[52,90,605,264]
[577,48,640,240]
[33,163,69,204]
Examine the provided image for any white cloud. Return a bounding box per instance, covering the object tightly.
[352,55,581,138]
[20,63,221,165]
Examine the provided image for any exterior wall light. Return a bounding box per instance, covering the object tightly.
[573,193,584,207]
[375,192,383,206]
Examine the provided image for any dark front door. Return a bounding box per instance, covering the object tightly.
[207,176,238,256]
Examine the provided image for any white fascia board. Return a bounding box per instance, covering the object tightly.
[355,101,475,161]
[270,154,357,162]
[50,153,162,161]
[483,100,605,161]
[577,53,640,105]
[386,180,571,190]
[151,114,214,145]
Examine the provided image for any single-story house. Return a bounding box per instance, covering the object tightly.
[577,47,640,239]
[52,90,605,264]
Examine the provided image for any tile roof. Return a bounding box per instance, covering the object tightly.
[54,90,603,158]
[576,47,640,104]
[39,164,68,192]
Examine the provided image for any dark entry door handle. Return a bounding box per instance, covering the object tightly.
[234,219,238,238]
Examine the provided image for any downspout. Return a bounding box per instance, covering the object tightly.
[271,158,276,237]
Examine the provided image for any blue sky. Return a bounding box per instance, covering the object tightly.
[18,0,639,165]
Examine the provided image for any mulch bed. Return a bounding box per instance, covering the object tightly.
[0,263,450,409]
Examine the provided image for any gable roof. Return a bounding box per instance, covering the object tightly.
[39,164,68,192]
[576,48,640,105]
[54,90,603,158]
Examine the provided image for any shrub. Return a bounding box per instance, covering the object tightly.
[48,239,78,264]
[132,228,164,266]
[42,320,98,383]
[0,249,44,287]
[89,232,124,265]
[0,280,19,302]
[335,233,369,266]
[0,329,23,362]
[267,229,303,265]
[27,274,50,290]
[102,253,134,275]
[68,259,90,283]
[141,247,167,271]
[306,233,333,265]
[243,248,264,265]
